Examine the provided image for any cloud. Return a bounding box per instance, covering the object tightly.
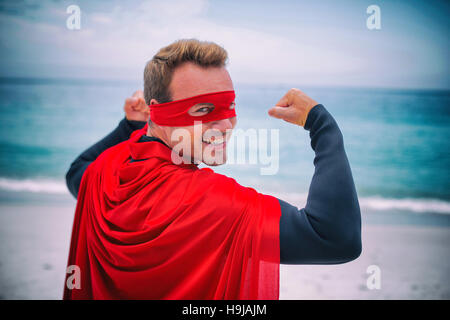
[32,0,364,85]
[0,0,448,88]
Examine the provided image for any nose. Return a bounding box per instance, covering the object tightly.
[209,118,234,132]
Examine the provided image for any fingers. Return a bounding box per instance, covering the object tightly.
[132,90,144,99]
[137,99,150,114]
[275,88,303,107]
[132,90,147,111]
[124,97,138,111]
[124,90,150,121]
[125,95,147,111]
[268,106,289,119]
[268,106,299,125]
[268,88,314,126]
[275,95,289,108]
[129,97,138,105]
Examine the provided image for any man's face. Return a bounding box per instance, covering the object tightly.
[153,62,237,166]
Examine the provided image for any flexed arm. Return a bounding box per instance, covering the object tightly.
[269,89,362,264]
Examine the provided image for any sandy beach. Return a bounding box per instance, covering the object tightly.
[0,200,449,300]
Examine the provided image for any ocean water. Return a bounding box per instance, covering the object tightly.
[0,78,449,218]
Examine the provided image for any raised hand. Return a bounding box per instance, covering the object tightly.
[123,90,150,122]
[268,88,318,127]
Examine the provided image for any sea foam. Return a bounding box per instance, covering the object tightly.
[0,178,68,194]
[0,177,449,214]
[272,192,450,215]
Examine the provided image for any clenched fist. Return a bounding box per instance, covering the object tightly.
[268,88,318,127]
[123,90,150,122]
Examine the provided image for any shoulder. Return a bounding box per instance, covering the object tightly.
[191,167,279,208]
[194,167,249,193]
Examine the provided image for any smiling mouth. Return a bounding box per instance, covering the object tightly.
[202,135,226,147]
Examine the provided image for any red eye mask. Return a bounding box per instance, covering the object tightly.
[149,90,236,126]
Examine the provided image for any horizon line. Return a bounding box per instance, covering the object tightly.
[0,76,449,93]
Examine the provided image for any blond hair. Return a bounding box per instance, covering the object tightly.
[143,39,228,106]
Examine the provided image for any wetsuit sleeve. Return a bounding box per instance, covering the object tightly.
[65,118,146,198]
[279,104,362,264]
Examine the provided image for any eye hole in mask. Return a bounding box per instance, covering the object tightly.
[188,103,215,117]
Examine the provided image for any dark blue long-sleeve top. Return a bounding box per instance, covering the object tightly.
[66,104,362,265]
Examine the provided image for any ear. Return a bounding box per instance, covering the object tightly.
[150,99,160,105]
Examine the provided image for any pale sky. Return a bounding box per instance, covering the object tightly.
[0,0,448,89]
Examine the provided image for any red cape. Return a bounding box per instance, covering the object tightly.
[63,125,281,299]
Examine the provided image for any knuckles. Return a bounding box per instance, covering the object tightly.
[288,88,302,95]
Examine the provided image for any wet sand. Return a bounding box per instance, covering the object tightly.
[0,202,448,299]
[280,224,450,299]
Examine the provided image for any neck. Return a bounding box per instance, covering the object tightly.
[147,124,171,148]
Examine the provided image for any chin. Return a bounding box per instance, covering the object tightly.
[199,143,228,166]
[202,154,228,166]
[204,160,226,167]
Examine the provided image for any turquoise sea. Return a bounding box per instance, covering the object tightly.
[0,77,449,221]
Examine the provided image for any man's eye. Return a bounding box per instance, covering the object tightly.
[188,103,215,116]
[196,107,211,113]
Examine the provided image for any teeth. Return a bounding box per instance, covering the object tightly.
[202,136,225,145]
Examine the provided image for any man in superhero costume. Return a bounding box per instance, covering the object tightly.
[64,39,361,299]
